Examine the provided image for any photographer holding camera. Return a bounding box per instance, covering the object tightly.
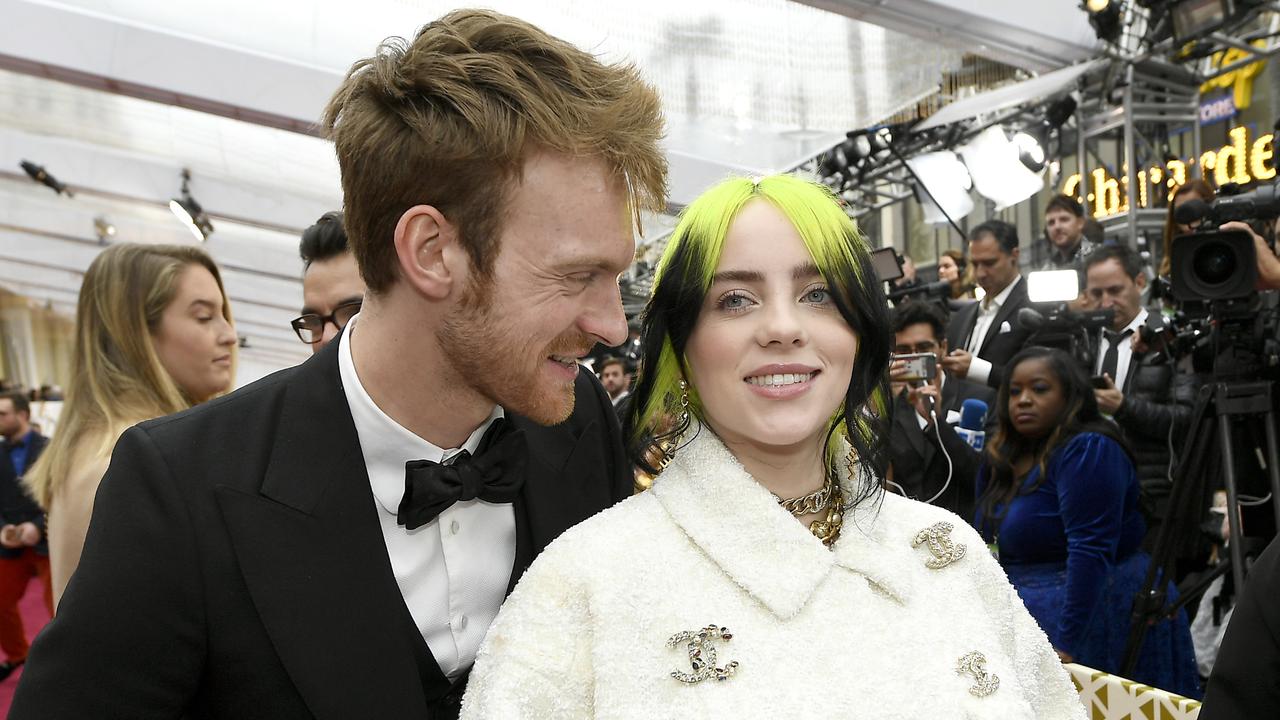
[886,302,989,519]
[1084,245,1198,550]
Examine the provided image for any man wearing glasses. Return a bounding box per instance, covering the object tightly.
[294,211,365,351]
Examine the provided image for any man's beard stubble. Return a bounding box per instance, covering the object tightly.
[438,274,588,426]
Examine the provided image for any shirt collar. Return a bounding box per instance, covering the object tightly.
[983,274,1021,311]
[7,430,29,449]
[649,426,914,620]
[338,314,503,515]
[1121,307,1149,336]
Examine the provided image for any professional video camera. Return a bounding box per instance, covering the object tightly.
[1123,180,1280,675]
[1015,269,1114,374]
[1156,181,1280,380]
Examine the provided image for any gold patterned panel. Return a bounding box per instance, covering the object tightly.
[1064,663,1201,720]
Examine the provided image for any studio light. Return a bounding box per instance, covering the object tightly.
[1084,0,1123,43]
[1012,130,1047,173]
[904,151,975,225]
[170,169,213,242]
[19,160,73,197]
[958,126,1045,210]
[1027,270,1081,303]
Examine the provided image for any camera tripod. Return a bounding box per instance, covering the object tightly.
[1121,379,1280,676]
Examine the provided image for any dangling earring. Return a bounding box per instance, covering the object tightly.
[657,378,691,471]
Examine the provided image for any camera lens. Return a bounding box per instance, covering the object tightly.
[1192,241,1238,286]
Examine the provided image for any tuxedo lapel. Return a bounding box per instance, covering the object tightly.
[506,413,600,587]
[214,340,429,720]
[893,395,931,464]
[978,280,1027,357]
[949,302,980,351]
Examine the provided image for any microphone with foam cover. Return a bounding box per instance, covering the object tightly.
[955,398,987,451]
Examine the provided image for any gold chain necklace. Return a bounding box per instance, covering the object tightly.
[774,480,833,516]
[775,472,845,547]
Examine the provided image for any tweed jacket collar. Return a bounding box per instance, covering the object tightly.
[650,426,915,620]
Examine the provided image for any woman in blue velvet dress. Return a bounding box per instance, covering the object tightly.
[975,347,1200,697]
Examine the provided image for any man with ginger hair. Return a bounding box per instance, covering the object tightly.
[11,10,666,719]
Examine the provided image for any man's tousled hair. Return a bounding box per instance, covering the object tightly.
[322,9,668,293]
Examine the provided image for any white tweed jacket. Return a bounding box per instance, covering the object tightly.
[461,429,1086,720]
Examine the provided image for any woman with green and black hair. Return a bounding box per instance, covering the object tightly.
[462,175,1084,719]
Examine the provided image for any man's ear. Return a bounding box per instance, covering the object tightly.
[393,205,466,300]
[1136,272,1148,290]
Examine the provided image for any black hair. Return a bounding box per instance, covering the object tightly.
[890,300,948,342]
[976,347,1132,534]
[1084,243,1143,280]
[0,392,28,416]
[969,219,1020,254]
[1045,193,1086,218]
[299,212,350,269]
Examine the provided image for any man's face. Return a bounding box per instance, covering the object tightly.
[894,322,946,390]
[302,252,366,353]
[600,364,628,397]
[439,151,632,426]
[1086,258,1145,330]
[969,234,1020,297]
[0,399,25,440]
[1045,208,1084,251]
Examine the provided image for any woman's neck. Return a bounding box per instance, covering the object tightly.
[718,432,828,501]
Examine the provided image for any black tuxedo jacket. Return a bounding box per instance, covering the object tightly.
[945,277,1034,390]
[886,379,988,522]
[10,338,632,719]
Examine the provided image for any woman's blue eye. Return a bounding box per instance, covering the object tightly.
[804,288,831,303]
[720,293,749,310]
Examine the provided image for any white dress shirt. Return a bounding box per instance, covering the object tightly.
[965,275,1022,386]
[338,316,517,678]
[1097,308,1148,392]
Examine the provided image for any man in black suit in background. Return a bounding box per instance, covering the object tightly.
[942,220,1034,394]
[887,302,988,521]
[11,9,667,720]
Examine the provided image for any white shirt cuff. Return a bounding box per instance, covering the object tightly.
[967,357,993,386]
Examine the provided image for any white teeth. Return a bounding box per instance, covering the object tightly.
[550,356,576,366]
[745,373,813,386]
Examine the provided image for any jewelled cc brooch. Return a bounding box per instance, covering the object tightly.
[956,651,1000,697]
[667,625,739,684]
[912,521,967,569]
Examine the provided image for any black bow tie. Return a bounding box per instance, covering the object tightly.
[398,417,527,530]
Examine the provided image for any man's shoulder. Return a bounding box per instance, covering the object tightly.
[137,362,303,442]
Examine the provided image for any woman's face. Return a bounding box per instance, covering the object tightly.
[683,200,858,453]
[1173,190,1205,237]
[152,264,237,402]
[1007,357,1065,440]
[938,255,959,282]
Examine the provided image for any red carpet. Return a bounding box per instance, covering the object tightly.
[0,577,53,717]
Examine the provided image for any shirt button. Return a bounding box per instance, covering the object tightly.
[459,614,469,630]
[450,520,460,535]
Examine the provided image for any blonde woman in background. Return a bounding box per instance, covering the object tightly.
[25,243,236,605]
